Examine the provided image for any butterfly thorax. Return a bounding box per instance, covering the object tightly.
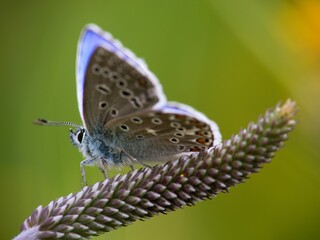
[70,127,128,166]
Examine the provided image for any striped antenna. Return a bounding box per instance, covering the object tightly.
[33,118,81,128]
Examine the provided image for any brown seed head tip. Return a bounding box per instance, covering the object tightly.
[280,99,298,119]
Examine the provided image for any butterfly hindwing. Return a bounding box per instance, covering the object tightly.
[106,103,221,163]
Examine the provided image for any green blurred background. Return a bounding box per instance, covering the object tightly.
[1,0,319,239]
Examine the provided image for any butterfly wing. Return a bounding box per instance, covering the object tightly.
[105,102,221,163]
[76,24,166,133]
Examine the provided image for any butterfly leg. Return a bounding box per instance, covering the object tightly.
[117,147,152,168]
[98,157,109,179]
[80,158,96,186]
[135,158,152,168]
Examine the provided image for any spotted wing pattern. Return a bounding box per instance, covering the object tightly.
[105,103,221,163]
[77,25,166,133]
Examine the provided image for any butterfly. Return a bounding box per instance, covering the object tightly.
[35,24,221,185]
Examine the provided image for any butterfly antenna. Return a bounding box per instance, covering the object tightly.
[33,118,81,128]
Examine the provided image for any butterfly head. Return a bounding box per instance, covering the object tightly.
[69,127,86,149]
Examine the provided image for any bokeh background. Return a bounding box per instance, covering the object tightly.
[1,0,319,239]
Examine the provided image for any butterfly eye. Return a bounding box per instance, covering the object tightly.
[77,129,85,143]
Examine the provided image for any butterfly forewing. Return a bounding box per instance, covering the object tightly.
[77,26,166,134]
[82,47,165,133]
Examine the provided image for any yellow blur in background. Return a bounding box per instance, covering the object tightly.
[1,0,319,239]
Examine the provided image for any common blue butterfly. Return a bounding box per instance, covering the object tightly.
[35,24,221,185]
